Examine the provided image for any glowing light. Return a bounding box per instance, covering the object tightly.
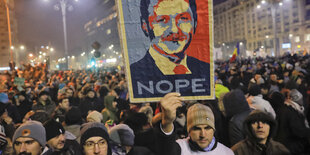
[265,35,269,39]
[29,53,33,57]
[279,2,283,6]
[11,46,14,50]
[20,46,25,50]
[106,58,117,63]
[257,5,261,9]
[50,48,54,52]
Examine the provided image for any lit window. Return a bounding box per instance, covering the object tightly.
[295,36,300,42]
[106,29,111,35]
[305,34,310,41]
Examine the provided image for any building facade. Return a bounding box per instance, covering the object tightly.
[81,0,122,69]
[0,0,18,68]
[214,0,310,58]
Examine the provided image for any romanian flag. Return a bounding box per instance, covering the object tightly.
[303,48,308,56]
[230,43,240,63]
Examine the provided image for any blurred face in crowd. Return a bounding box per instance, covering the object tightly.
[47,134,65,151]
[83,137,108,155]
[254,74,262,82]
[189,125,214,149]
[39,94,48,101]
[87,91,95,98]
[270,74,277,82]
[66,89,74,97]
[59,98,70,110]
[251,121,270,144]
[18,95,26,102]
[14,137,42,155]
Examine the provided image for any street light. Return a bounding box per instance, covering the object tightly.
[20,45,25,50]
[45,0,78,70]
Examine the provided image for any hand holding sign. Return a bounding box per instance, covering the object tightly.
[160,92,183,133]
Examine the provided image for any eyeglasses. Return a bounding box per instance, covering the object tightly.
[84,139,107,149]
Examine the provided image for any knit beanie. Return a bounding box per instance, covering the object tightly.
[187,104,215,132]
[0,93,9,116]
[248,84,261,96]
[109,124,135,146]
[289,89,303,106]
[39,91,50,97]
[44,119,65,141]
[65,107,82,125]
[87,111,103,123]
[80,122,109,145]
[13,121,46,147]
[0,93,9,104]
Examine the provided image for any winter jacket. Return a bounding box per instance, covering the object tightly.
[248,95,276,119]
[232,139,290,155]
[223,89,252,146]
[274,102,310,154]
[79,97,104,119]
[32,98,56,116]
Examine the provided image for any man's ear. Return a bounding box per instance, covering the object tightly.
[140,17,149,37]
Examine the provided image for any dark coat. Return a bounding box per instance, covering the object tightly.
[223,89,252,146]
[274,104,310,155]
[32,98,56,116]
[79,97,104,119]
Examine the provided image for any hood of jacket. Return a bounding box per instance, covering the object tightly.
[243,110,276,143]
[223,89,250,118]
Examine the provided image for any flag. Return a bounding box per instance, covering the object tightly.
[303,48,308,56]
[230,43,240,63]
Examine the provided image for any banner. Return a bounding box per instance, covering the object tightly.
[118,0,214,102]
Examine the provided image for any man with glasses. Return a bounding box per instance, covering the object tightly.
[80,122,112,155]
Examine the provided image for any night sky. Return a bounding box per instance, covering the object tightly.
[15,0,100,58]
[15,0,227,59]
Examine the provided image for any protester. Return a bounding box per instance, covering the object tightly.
[80,122,112,155]
[109,124,154,155]
[44,119,82,154]
[231,110,290,155]
[157,93,234,155]
[32,91,56,116]
[12,121,49,154]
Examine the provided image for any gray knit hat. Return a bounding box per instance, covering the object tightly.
[109,124,135,146]
[13,121,46,147]
[187,104,215,132]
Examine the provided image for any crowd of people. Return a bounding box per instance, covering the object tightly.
[0,53,309,155]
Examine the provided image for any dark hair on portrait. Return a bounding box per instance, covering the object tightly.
[140,0,198,39]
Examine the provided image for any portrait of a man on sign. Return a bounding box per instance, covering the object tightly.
[118,0,214,102]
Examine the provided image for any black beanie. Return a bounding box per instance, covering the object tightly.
[65,107,82,125]
[248,84,261,96]
[80,123,109,145]
[44,119,65,141]
[39,91,50,97]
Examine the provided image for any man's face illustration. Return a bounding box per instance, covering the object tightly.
[147,0,195,55]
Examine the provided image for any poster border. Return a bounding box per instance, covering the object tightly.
[117,0,215,103]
